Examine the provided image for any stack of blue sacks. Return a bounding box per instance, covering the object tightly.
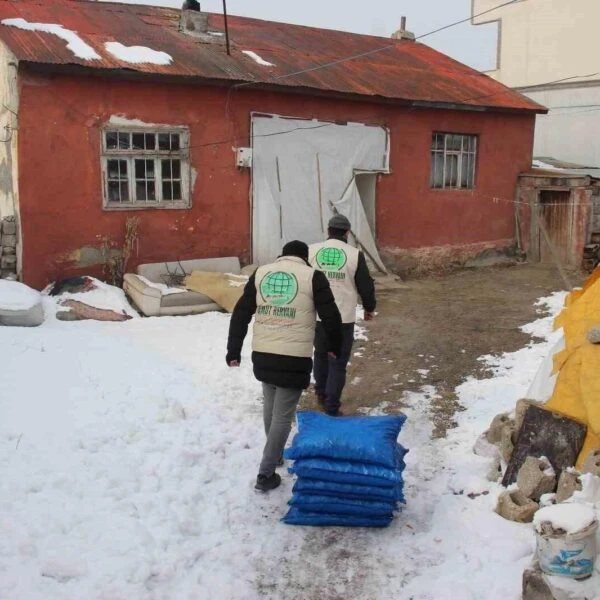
[282,411,407,527]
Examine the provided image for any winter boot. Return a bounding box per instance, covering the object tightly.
[326,409,344,417]
[255,472,281,492]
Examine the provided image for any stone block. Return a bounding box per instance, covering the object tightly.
[2,246,15,255]
[499,420,516,464]
[1,220,16,235]
[2,234,16,248]
[485,412,516,463]
[555,469,582,503]
[583,448,600,477]
[496,489,538,523]
[486,412,512,444]
[517,456,557,501]
[1,255,16,269]
[522,563,556,600]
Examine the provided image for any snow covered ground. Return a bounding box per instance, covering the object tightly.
[1,288,598,599]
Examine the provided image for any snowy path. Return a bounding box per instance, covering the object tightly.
[0,292,587,599]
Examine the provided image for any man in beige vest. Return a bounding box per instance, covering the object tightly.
[309,215,376,416]
[227,241,342,492]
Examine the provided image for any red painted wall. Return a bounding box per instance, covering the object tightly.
[17,71,535,288]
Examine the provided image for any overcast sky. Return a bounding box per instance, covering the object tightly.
[100,0,498,71]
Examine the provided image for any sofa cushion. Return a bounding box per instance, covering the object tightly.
[160,290,214,308]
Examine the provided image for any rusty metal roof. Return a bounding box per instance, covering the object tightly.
[0,0,545,113]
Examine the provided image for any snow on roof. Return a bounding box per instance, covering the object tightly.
[241,50,275,67]
[0,0,545,112]
[0,17,100,61]
[0,280,41,311]
[532,159,562,171]
[104,42,172,66]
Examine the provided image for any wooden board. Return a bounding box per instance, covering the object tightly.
[502,405,587,487]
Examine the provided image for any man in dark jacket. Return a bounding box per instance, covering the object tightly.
[309,214,376,416]
[226,240,342,492]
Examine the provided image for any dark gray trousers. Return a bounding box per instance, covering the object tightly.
[313,322,355,413]
[258,383,302,477]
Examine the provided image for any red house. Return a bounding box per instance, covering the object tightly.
[0,0,544,289]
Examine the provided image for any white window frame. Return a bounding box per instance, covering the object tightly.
[101,127,191,210]
[430,132,477,190]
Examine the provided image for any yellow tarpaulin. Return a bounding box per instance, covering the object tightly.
[546,273,600,468]
[184,271,247,313]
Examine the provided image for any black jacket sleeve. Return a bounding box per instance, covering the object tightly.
[226,274,257,364]
[312,270,343,357]
[355,251,376,313]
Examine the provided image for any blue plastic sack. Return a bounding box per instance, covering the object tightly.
[285,411,406,468]
[289,493,396,516]
[288,452,406,488]
[282,507,393,528]
[293,478,405,504]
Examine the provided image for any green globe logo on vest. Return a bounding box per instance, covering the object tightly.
[258,271,299,319]
[316,246,347,280]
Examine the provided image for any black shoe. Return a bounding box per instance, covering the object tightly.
[255,472,281,492]
[326,409,344,417]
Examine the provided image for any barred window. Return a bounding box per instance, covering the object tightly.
[102,128,190,209]
[430,133,477,190]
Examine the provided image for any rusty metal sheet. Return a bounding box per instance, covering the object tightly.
[0,0,545,113]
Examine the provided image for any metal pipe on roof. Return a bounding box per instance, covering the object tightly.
[223,0,231,56]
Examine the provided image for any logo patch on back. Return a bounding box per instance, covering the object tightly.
[259,271,299,306]
[316,247,347,272]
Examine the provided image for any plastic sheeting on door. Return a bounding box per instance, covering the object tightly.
[251,114,389,267]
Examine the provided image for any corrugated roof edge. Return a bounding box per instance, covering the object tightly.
[0,0,547,114]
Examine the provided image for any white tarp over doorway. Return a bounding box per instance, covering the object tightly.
[251,114,389,269]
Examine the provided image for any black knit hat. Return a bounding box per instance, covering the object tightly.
[328,214,351,231]
[281,240,309,262]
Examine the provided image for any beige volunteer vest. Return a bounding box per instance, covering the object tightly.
[253,256,316,358]
[309,238,359,323]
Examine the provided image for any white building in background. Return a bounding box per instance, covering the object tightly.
[472,0,600,168]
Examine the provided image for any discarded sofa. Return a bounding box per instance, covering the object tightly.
[123,257,242,317]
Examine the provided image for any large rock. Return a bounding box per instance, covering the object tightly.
[582,448,600,477]
[555,469,582,503]
[496,489,538,523]
[485,412,516,463]
[517,456,557,501]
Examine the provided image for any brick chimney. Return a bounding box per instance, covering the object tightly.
[180,1,209,37]
[391,17,415,41]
